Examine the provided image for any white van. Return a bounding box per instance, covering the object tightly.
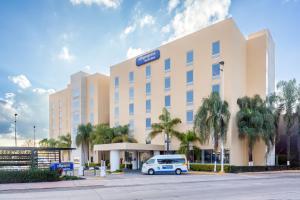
[142,154,188,175]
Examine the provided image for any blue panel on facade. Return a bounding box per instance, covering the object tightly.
[136,50,160,66]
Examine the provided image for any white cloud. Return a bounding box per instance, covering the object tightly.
[161,24,171,34]
[83,65,91,71]
[58,46,75,62]
[168,0,180,13]
[70,0,120,8]
[139,15,155,28]
[164,0,231,43]
[0,89,49,140]
[120,25,136,38]
[120,14,155,38]
[32,88,56,95]
[8,75,31,89]
[126,47,144,59]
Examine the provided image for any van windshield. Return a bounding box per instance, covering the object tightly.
[146,159,155,164]
[157,158,185,164]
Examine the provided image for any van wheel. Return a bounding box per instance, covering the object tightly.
[148,169,155,175]
[175,168,182,175]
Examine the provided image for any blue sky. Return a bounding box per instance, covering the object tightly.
[0,0,299,145]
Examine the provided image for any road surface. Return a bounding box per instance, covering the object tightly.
[0,172,300,200]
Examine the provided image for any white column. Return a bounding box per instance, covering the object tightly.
[154,151,160,156]
[132,151,138,170]
[110,150,120,172]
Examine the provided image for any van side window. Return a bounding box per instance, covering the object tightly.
[146,159,155,164]
[157,158,185,164]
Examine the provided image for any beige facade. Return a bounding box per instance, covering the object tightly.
[110,18,275,166]
[49,71,110,164]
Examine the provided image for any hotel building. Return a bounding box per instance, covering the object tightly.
[50,18,275,169]
[109,18,275,167]
[49,71,110,164]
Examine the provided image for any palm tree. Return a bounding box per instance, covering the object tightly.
[48,138,58,147]
[39,138,49,147]
[236,95,275,166]
[177,130,201,162]
[111,124,137,143]
[149,108,182,153]
[194,92,230,172]
[90,124,114,146]
[76,123,93,165]
[277,79,299,166]
[266,93,284,143]
[58,134,72,161]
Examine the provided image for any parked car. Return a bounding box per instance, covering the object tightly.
[142,154,188,175]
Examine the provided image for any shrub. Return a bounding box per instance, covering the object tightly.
[0,169,60,184]
[190,163,231,172]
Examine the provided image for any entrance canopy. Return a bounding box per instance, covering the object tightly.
[94,143,164,151]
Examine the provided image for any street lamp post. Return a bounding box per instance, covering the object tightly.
[33,125,36,147]
[219,61,225,173]
[14,113,18,146]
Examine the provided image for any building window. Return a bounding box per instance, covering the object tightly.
[186,90,194,105]
[165,58,171,71]
[186,50,193,65]
[114,107,119,118]
[129,87,134,100]
[89,84,94,96]
[90,99,94,110]
[146,99,151,113]
[146,65,151,79]
[114,77,119,88]
[146,118,151,129]
[146,82,151,96]
[212,63,220,78]
[186,110,194,123]
[129,120,134,132]
[165,95,171,108]
[186,70,193,85]
[114,91,119,103]
[129,71,134,83]
[129,103,134,116]
[165,77,171,90]
[212,84,220,94]
[90,113,94,124]
[212,41,220,56]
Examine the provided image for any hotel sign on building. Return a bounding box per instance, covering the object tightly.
[136,50,160,66]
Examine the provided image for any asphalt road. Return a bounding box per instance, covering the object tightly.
[1,172,300,200]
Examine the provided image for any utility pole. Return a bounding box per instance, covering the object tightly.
[33,125,36,147]
[14,113,18,146]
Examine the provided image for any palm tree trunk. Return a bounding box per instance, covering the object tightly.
[166,132,170,154]
[248,145,253,166]
[87,142,90,164]
[220,139,224,173]
[214,149,217,172]
[287,134,291,166]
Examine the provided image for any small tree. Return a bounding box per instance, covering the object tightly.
[277,79,299,166]
[236,95,275,166]
[177,130,201,162]
[76,123,93,165]
[39,138,49,147]
[90,124,114,146]
[194,92,230,172]
[58,134,72,161]
[149,108,182,153]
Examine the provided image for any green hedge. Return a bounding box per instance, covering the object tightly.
[0,169,60,184]
[190,164,300,173]
[190,163,231,172]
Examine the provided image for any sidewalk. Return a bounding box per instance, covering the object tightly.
[0,176,105,192]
